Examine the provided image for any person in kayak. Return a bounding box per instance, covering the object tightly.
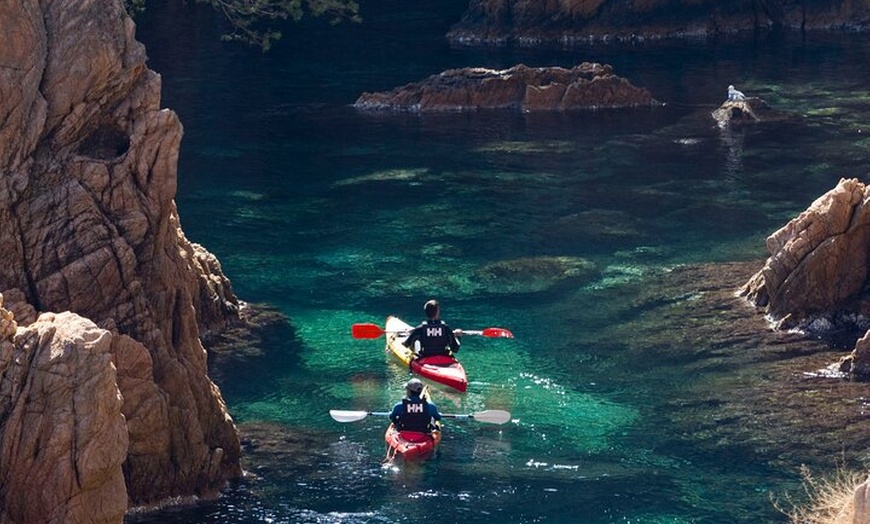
[389,378,442,433]
[403,299,462,359]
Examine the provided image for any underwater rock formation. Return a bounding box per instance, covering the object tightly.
[354,63,661,112]
[472,256,599,294]
[447,0,870,46]
[0,0,243,519]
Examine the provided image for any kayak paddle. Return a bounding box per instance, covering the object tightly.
[351,323,514,339]
[329,409,512,425]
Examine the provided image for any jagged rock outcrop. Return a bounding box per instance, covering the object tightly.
[0,0,243,519]
[354,63,661,112]
[739,178,870,378]
[739,178,870,323]
[447,0,870,47]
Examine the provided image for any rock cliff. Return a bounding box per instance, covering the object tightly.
[0,0,243,520]
[354,63,660,112]
[447,0,870,46]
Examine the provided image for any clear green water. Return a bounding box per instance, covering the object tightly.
[129,2,870,523]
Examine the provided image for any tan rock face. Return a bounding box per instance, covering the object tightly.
[0,0,243,517]
[739,178,870,378]
[739,178,870,321]
[0,309,128,524]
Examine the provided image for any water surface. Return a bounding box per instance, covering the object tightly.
[130,3,870,522]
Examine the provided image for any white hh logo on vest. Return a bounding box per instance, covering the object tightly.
[407,403,424,413]
[426,327,442,337]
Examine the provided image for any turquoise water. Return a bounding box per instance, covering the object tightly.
[129,2,870,523]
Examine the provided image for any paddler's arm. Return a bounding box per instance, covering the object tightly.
[389,403,402,424]
[428,402,442,423]
[448,325,461,353]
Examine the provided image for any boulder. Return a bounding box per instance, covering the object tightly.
[739,178,870,322]
[0,308,127,524]
[739,178,870,379]
[354,63,661,112]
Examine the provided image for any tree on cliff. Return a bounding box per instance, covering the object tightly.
[125,0,360,50]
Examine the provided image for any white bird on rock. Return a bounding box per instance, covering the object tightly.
[727,85,746,101]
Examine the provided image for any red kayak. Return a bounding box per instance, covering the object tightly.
[384,316,468,393]
[384,423,442,461]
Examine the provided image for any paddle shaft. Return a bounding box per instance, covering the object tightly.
[330,409,511,424]
[352,323,513,339]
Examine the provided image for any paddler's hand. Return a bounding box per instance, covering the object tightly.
[453,329,463,337]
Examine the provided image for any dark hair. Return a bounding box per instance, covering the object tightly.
[423,299,439,319]
[406,378,424,395]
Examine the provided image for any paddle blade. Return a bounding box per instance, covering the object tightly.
[329,410,370,423]
[481,327,514,339]
[471,410,512,424]
[351,323,385,339]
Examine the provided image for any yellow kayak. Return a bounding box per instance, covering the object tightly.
[384,316,468,392]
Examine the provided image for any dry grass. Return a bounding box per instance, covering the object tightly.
[773,465,867,524]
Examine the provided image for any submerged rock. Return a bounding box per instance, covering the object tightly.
[472,256,598,294]
[354,63,661,113]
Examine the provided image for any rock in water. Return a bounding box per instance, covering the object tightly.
[354,63,661,112]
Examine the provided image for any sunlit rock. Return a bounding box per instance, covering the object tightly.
[0,311,128,524]
[739,178,870,378]
[740,178,870,320]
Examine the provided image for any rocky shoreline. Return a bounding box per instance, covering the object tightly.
[446,0,870,48]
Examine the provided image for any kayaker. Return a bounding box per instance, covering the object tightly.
[403,299,461,359]
[389,378,442,433]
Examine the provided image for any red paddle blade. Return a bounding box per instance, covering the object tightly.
[351,323,386,339]
[481,327,514,338]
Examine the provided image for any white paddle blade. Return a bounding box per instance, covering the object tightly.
[473,410,512,425]
[329,410,369,423]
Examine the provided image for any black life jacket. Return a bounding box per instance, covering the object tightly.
[416,320,452,356]
[397,397,431,432]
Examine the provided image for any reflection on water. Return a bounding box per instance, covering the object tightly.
[719,126,747,181]
[129,2,870,522]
